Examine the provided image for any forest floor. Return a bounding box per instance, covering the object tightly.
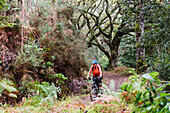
[102,71,129,91]
[56,71,130,113]
[0,71,131,113]
[75,71,129,104]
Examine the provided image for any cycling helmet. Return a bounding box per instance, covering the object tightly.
[92,60,97,64]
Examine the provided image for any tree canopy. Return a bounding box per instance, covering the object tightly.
[77,0,134,69]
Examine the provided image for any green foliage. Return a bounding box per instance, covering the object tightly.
[46,73,68,85]
[0,78,18,99]
[146,48,170,81]
[135,22,141,33]
[17,76,34,98]
[121,72,170,112]
[144,1,170,81]
[0,0,87,104]
[0,0,19,28]
[99,55,109,70]
[120,0,169,80]
[88,103,118,113]
[119,35,136,68]
[26,81,61,106]
[113,66,136,76]
[0,21,18,28]
[12,40,48,99]
[31,0,88,78]
[55,73,68,85]
[14,40,44,69]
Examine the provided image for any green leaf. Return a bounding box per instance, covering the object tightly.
[149,72,159,79]
[135,91,142,104]
[8,93,17,98]
[46,62,53,66]
[151,86,157,96]
[160,92,170,97]
[127,84,132,91]
[146,86,151,91]
[156,82,170,91]
[121,83,128,90]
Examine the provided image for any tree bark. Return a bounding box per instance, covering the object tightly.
[108,47,119,69]
[21,0,25,52]
[136,0,146,74]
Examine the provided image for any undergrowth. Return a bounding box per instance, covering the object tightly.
[1,72,168,113]
[113,66,136,76]
[120,72,170,112]
[0,94,127,113]
[0,78,131,113]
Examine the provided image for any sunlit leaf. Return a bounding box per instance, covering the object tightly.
[8,93,17,98]
[142,73,154,81]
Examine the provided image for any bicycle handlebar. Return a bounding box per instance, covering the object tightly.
[88,77,91,80]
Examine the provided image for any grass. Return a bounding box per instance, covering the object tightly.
[0,95,87,113]
[0,93,132,113]
[1,94,134,113]
[0,75,133,113]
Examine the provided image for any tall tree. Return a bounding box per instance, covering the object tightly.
[144,0,169,80]
[120,0,146,73]
[135,0,146,73]
[120,0,169,75]
[21,0,25,52]
[77,0,132,69]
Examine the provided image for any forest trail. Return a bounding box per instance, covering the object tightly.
[57,71,129,112]
[102,71,128,91]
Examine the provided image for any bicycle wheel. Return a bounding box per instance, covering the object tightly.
[89,85,98,101]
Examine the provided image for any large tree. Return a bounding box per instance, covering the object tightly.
[77,0,132,69]
[136,0,146,73]
[120,0,169,75]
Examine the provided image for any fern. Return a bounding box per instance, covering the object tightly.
[14,40,44,68]
[28,81,61,106]
[0,79,18,98]
[55,73,68,85]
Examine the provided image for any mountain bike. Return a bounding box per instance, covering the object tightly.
[89,77,101,101]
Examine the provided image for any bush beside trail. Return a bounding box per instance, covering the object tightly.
[0,24,87,105]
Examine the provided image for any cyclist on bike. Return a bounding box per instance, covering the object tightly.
[87,60,103,93]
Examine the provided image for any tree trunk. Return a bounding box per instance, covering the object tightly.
[108,28,123,69]
[108,56,118,70]
[108,47,119,70]
[136,32,146,73]
[21,0,25,52]
[136,0,146,74]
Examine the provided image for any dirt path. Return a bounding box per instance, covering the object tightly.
[76,71,129,105]
[61,71,130,112]
[51,71,130,112]
[103,71,129,91]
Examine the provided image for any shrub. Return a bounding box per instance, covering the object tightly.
[120,72,170,112]
[119,35,136,68]
[113,66,136,76]
[23,81,61,106]
[0,78,19,105]
[99,55,109,70]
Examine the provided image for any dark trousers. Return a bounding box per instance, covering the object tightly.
[93,76,103,88]
[93,76,102,83]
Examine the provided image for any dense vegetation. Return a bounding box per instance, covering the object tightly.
[0,0,169,112]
